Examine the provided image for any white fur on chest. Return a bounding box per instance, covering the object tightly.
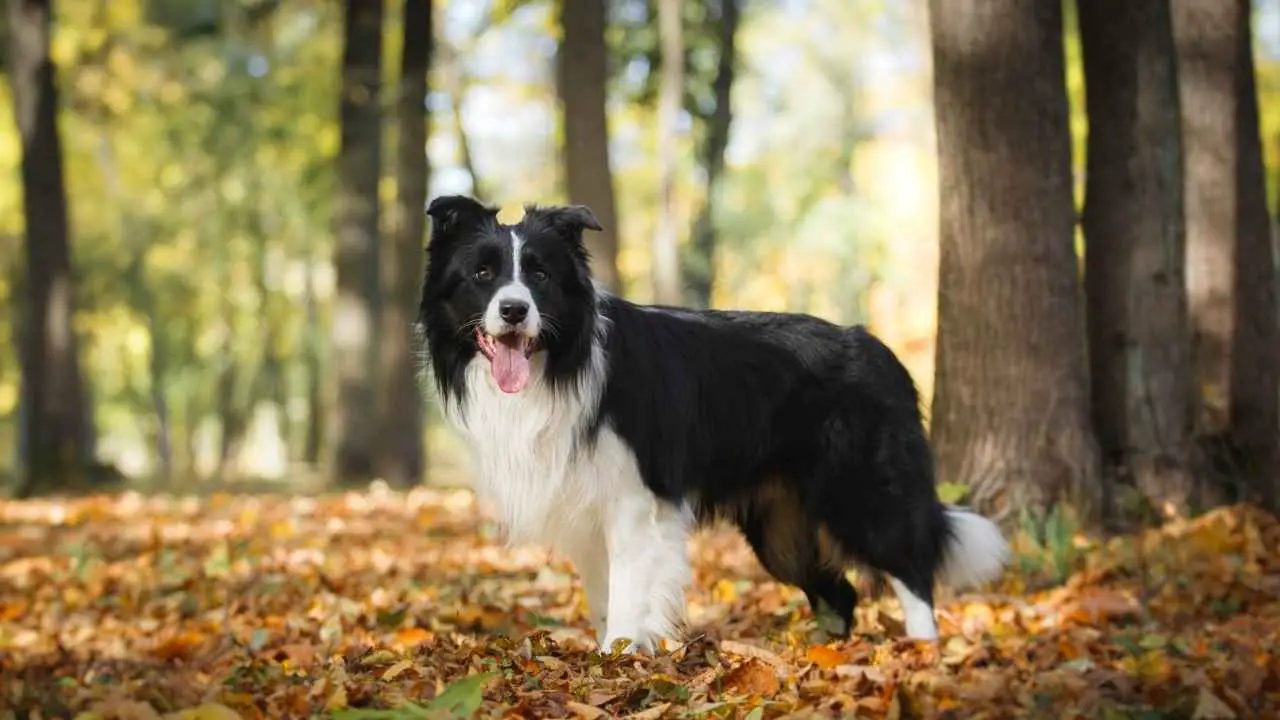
[443,354,633,550]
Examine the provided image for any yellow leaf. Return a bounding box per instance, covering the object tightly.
[325,685,349,711]
[381,659,414,681]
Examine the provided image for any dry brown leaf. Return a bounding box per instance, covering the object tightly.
[622,701,672,720]
[162,703,243,720]
[1191,687,1237,720]
[565,700,608,719]
[719,639,784,666]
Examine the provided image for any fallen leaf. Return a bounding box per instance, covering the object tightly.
[1191,687,1237,719]
[623,701,671,720]
[806,644,845,669]
[381,659,414,681]
[566,700,607,719]
[719,640,784,666]
[162,704,242,720]
[720,658,781,697]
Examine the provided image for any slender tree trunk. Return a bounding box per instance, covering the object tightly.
[1078,0,1195,519]
[684,0,739,309]
[7,0,92,497]
[928,0,1101,523]
[558,0,620,291]
[1227,2,1279,512]
[441,43,484,199]
[375,0,429,488]
[651,0,684,305]
[304,259,323,468]
[330,0,385,485]
[1172,0,1280,512]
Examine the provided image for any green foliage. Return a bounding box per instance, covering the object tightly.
[1011,502,1087,588]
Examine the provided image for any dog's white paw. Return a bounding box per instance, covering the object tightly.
[600,632,654,655]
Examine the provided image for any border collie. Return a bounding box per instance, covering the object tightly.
[416,195,1009,652]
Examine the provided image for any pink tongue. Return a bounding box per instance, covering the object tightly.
[491,340,530,394]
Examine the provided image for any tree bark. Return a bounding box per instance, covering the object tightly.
[1078,0,1195,518]
[684,0,738,309]
[651,0,684,305]
[375,0,430,489]
[1227,2,1279,512]
[7,0,92,497]
[558,0,620,292]
[1172,0,1280,512]
[1172,0,1239,437]
[330,0,385,485]
[928,0,1101,523]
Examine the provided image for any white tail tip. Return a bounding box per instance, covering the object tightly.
[939,506,1010,589]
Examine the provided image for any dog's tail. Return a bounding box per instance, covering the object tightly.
[936,506,1010,589]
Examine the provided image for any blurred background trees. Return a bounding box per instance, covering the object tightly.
[2,0,1279,532]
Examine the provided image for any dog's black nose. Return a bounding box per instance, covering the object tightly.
[499,299,529,324]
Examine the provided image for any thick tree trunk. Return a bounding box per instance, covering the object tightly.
[375,0,430,489]
[7,0,92,497]
[1172,0,1240,437]
[1227,2,1279,512]
[330,0,385,485]
[684,0,738,309]
[558,0,620,291]
[651,0,684,305]
[1172,0,1280,512]
[928,0,1101,523]
[1078,0,1195,518]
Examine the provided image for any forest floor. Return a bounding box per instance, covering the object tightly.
[1,487,1278,719]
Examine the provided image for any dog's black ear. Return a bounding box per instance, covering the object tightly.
[523,204,604,236]
[555,205,604,233]
[426,195,498,238]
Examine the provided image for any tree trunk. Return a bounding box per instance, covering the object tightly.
[1172,0,1239,437]
[304,259,323,468]
[330,0,385,485]
[684,0,739,309]
[1227,2,1279,512]
[7,0,92,497]
[557,0,620,292]
[651,0,684,305]
[1172,0,1280,512]
[375,0,429,489]
[928,0,1101,523]
[1078,0,1195,519]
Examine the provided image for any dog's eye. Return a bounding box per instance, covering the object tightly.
[530,269,548,284]
[473,267,493,283]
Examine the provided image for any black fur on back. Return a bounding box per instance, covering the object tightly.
[587,298,951,628]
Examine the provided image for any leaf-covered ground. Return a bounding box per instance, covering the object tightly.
[2,487,1278,719]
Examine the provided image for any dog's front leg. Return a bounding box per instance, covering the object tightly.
[600,494,691,654]
[566,534,610,643]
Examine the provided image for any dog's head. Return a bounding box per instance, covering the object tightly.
[419,195,602,395]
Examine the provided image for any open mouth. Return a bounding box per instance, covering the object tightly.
[476,328,537,394]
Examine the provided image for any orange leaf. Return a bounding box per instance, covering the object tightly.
[152,631,208,661]
[806,644,845,670]
[393,627,434,648]
[720,657,781,698]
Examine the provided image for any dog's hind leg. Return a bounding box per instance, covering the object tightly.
[737,482,858,637]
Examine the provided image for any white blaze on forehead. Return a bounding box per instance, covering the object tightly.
[511,229,524,282]
[482,230,541,336]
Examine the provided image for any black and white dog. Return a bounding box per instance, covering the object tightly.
[416,195,1009,652]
